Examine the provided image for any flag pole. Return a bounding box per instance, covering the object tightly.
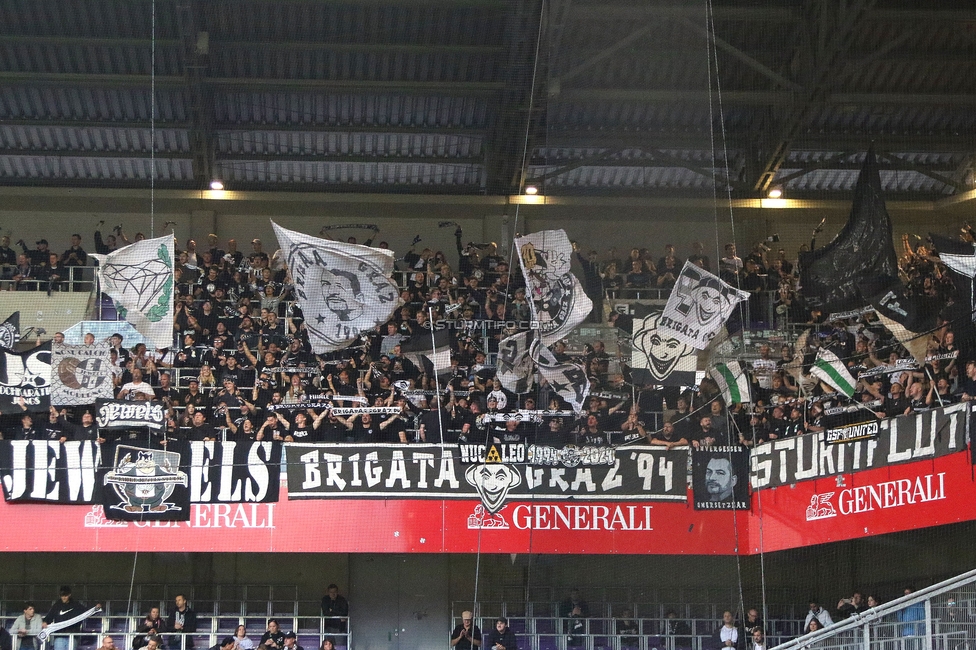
[925,367,944,408]
[429,307,447,451]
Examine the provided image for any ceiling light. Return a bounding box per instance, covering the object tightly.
[524,186,538,195]
[210,180,225,191]
[767,187,783,199]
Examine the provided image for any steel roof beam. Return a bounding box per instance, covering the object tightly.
[0,72,504,94]
[674,17,803,91]
[0,34,503,55]
[0,119,487,136]
[542,131,976,153]
[0,149,189,159]
[216,153,483,164]
[176,0,215,187]
[569,4,799,22]
[752,0,879,193]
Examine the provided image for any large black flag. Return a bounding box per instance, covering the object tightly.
[799,150,898,313]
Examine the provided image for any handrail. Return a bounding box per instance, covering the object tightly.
[770,568,976,650]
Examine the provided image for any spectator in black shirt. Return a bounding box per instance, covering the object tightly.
[42,586,91,650]
[188,411,216,441]
[559,589,588,647]
[883,382,910,417]
[836,592,868,621]
[166,594,197,650]
[484,618,517,650]
[154,373,179,404]
[0,235,17,265]
[450,611,481,650]
[61,234,87,267]
[259,620,284,650]
[321,585,350,634]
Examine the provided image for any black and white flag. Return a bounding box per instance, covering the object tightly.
[536,344,590,414]
[91,234,175,350]
[0,342,51,413]
[0,311,20,349]
[515,230,592,344]
[272,221,401,353]
[859,274,938,364]
[661,261,748,349]
[496,331,536,394]
[629,305,698,387]
[99,441,190,521]
[399,329,453,386]
[52,341,116,406]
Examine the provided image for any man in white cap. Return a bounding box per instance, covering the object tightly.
[450,611,482,650]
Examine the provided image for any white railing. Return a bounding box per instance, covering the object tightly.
[22,623,351,650]
[771,569,976,650]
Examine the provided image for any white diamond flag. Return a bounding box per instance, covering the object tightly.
[92,234,175,350]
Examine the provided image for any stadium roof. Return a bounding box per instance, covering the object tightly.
[1,0,975,202]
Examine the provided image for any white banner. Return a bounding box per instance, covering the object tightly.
[92,234,175,350]
[660,261,749,349]
[272,222,401,353]
[51,341,116,406]
[515,230,592,344]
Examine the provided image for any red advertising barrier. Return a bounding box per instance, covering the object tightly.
[745,448,976,553]
[1,450,974,554]
[0,488,749,554]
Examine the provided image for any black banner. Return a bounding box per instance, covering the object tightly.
[96,400,166,430]
[0,440,101,502]
[187,440,281,504]
[287,443,686,502]
[692,447,750,510]
[751,403,969,490]
[0,342,51,413]
[1,440,281,507]
[100,441,191,520]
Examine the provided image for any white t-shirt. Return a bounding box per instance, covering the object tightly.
[720,626,739,645]
[120,381,156,399]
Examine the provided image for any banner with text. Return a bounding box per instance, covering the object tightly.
[1,440,281,506]
[750,402,969,490]
[287,443,687,502]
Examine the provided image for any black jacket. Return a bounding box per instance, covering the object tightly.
[167,607,198,649]
[484,627,518,650]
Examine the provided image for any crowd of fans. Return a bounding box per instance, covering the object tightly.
[0,221,971,450]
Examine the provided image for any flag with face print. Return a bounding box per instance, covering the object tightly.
[659,261,749,350]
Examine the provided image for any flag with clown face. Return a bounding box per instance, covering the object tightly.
[660,261,749,350]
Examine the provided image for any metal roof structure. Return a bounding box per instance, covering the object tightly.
[1,0,974,201]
